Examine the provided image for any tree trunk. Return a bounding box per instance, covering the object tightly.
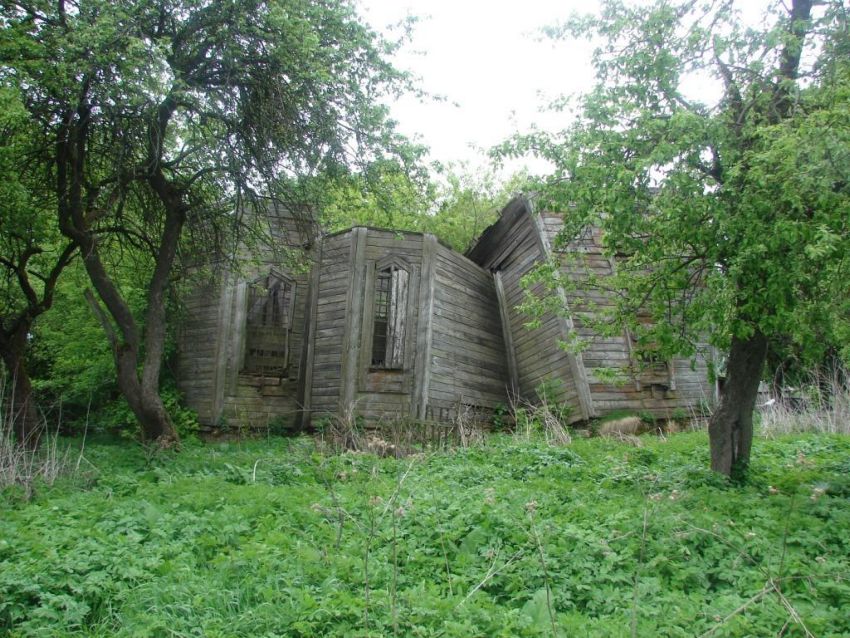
[0,329,41,450]
[83,285,180,447]
[55,91,183,447]
[708,332,769,477]
[115,348,177,444]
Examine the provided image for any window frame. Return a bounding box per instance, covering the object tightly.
[359,255,418,391]
[369,263,410,370]
[241,270,296,378]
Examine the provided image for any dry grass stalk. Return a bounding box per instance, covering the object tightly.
[0,379,83,498]
[321,401,490,457]
[321,400,366,454]
[759,365,850,437]
[509,392,572,446]
[453,403,486,448]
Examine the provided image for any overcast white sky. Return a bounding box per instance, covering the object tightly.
[358,0,596,175]
[357,0,767,177]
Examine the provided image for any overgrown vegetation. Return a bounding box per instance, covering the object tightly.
[2,430,849,637]
[1,0,425,445]
[760,367,850,438]
[498,0,850,476]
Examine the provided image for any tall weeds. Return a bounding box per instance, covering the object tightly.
[510,392,572,446]
[1,378,81,497]
[759,366,850,436]
[1,419,74,498]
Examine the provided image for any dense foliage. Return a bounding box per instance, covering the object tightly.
[0,87,77,447]
[497,0,850,475]
[0,0,419,443]
[2,432,849,636]
[313,163,528,252]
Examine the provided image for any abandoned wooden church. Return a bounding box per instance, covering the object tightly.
[175,195,714,429]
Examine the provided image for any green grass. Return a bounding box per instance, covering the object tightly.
[2,432,849,637]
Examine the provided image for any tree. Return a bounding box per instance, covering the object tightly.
[310,160,435,234]
[0,87,76,448]
[429,167,531,251]
[1,0,417,444]
[498,0,850,475]
[314,161,527,251]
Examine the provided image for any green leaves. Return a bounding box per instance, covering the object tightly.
[498,0,850,370]
[2,0,429,440]
[2,433,850,635]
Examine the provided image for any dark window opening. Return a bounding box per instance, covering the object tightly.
[244,273,294,377]
[627,330,672,389]
[371,265,409,369]
[636,348,664,365]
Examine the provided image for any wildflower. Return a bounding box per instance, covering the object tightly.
[768,486,779,495]
[368,495,383,507]
[484,488,496,505]
[525,499,538,513]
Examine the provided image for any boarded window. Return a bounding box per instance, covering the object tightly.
[627,329,672,389]
[371,265,409,369]
[243,273,294,377]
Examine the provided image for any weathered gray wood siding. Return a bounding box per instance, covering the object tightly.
[466,200,584,422]
[348,229,424,421]
[308,231,352,417]
[217,263,311,429]
[175,205,317,428]
[174,273,222,424]
[427,244,509,420]
[539,211,714,416]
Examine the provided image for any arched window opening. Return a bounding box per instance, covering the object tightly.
[244,273,294,377]
[371,265,409,369]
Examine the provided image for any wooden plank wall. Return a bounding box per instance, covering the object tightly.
[264,203,320,248]
[468,201,585,422]
[174,273,223,424]
[309,231,352,416]
[350,229,424,421]
[539,211,713,417]
[428,245,510,419]
[176,205,318,429]
[500,215,584,420]
[218,262,311,429]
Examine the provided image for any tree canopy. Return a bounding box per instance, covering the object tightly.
[0,85,77,446]
[497,0,850,475]
[313,162,528,251]
[0,0,420,443]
